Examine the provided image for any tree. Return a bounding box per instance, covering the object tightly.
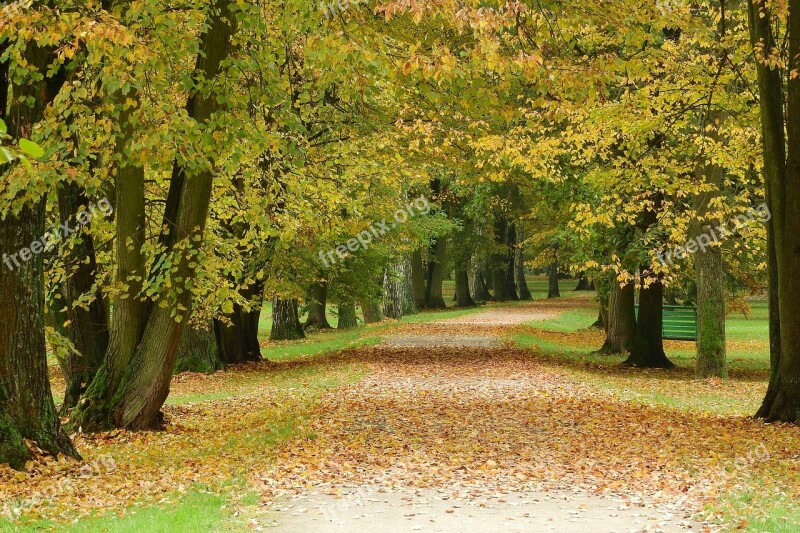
[597,278,636,355]
[0,19,79,464]
[747,0,800,421]
[270,298,305,341]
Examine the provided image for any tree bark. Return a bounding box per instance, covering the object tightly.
[503,223,519,300]
[470,258,493,302]
[692,129,728,378]
[214,279,265,364]
[424,237,448,308]
[337,301,359,329]
[175,323,224,374]
[270,298,305,340]
[454,266,475,308]
[383,267,403,319]
[397,254,418,316]
[514,226,532,300]
[360,299,384,324]
[624,276,674,368]
[547,247,561,299]
[0,25,79,466]
[304,280,332,330]
[597,281,635,355]
[491,218,511,301]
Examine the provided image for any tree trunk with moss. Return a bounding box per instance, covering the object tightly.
[304,280,332,330]
[337,301,359,329]
[361,298,384,324]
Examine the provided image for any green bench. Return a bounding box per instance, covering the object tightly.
[634,304,697,341]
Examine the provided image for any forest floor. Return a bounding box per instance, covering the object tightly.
[2,286,799,532]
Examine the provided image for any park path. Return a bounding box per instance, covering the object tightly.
[258,301,711,532]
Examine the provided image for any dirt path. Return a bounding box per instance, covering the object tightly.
[260,302,711,532]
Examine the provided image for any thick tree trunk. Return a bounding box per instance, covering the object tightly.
[383,267,404,319]
[597,281,635,355]
[624,276,674,368]
[337,301,359,329]
[411,250,426,310]
[470,258,492,302]
[1,204,80,468]
[215,280,264,364]
[424,238,448,309]
[547,249,560,299]
[270,298,305,340]
[695,245,727,377]
[70,1,238,431]
[0,31,79,466]
[175,323,224,374]
[55,183,109,411]
[693,136,728,378]
[575,273,592,291]
[304,280,332,330]
[360,299,384,324]
[454,266,475,308]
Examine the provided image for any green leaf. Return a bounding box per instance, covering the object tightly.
[18,138,45,159]
[0,147,16,165]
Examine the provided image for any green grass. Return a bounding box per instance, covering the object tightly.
[2,487,240,532]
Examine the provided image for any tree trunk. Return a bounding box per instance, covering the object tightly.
[597,281,635,355]
[215,279,265,364]
[270,298,305,340]
[471,258,493,302]
[503,223,519,300]
[175,323,224,374]
[514,227,532,300]
[400,254,418,316]
[547,248,560,299]
[0,31,79,467]
[304,280,332,330]
[454,266,475,308]
[411,249,426,310]
[491,218,510,301]
[575,273,592,291]
[747,0,800,422]
[1,204,80,468]
[692,126,728,379]
[337,301,359,330]
[360,299,384,324]
[624,276,674,368]
[383,267,404,319]
[424,238,448,309]
[54,182,109,411]
[70,0,238,431]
